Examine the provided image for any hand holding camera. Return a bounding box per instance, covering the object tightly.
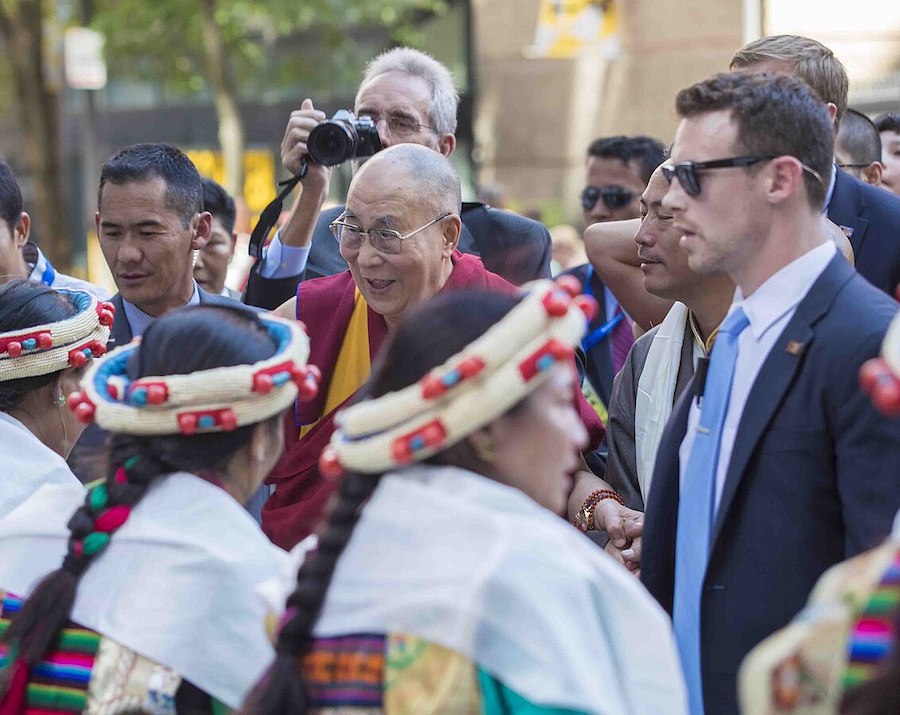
[249,98,384,259]
[281,98,326,173]
[281,98,383,178]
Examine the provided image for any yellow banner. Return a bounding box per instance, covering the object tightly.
[528,0,620,59]
[185,149,276,216]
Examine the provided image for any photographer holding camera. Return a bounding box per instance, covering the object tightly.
[243,47,553,310]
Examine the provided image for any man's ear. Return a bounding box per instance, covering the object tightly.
[441,214,462,257]
[437,133,456,157]
[14,212,30,247]
[190,211,212,251]
[862,161,884,187]
[766,156,805,204]
[826,102,839,129]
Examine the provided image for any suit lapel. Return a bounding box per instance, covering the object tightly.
[709,256,852,550]
[642,372,697,612]
[709,322,812,549]
[827,170,869,258]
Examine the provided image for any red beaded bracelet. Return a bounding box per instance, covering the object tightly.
[572,489,625,531]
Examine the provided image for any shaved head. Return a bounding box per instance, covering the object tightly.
[353,144,461,216]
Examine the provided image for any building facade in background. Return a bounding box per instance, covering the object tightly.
[472,0,900,224]
[0,0,898,278]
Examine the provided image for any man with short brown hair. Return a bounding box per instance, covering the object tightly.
[642,71,900,715]
[730,34,900,296]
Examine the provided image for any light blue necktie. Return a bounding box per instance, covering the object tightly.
[674,307,749,715]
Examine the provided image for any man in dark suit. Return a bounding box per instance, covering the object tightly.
[68,143,247,482]
[642,72,900,715]
[564,135,666,420]
[242,47,552,310]
[731,34,900,296]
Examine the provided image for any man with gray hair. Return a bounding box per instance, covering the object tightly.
[243,47,552,309]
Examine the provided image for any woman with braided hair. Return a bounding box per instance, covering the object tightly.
[0,304,320,713]
[0,280,113,519]
[246,282,687,715]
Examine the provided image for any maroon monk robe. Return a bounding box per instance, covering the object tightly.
[262,251,605,549]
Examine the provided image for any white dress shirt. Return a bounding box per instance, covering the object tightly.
[679,240,838,514]
[257,231,311,278]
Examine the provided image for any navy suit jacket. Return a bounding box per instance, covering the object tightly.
[562,263,615,409]
[68,287,250,483]
[243,202,552,310]
[641,255,900,715]
[828,168,900,296]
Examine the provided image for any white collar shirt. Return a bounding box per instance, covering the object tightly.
[678,240,838,514]
[823,162,837,215]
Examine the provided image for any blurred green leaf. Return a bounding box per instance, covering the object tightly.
[91,0,450,100]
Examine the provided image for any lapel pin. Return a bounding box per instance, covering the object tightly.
[785,340,806,356]
[839,225,854,239]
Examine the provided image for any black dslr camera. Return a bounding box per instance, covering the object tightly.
[306,110,382,166]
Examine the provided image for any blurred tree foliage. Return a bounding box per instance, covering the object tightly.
[0,0,67,268]
[92,0,449,195]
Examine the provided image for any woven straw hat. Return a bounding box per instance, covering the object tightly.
[319,276,596,477]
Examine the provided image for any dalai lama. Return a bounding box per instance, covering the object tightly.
[266,144,616,549]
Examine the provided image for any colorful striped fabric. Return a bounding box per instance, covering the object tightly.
[0,592,102,713]
[302,634,386,708]
[842,547,900,691]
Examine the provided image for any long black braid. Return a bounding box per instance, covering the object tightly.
[0,305,278,690]
[2,436,190,673]
[245,290,522,714]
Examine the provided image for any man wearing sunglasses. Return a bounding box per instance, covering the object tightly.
[641,72,900,715]
[834,108,884,187]
[563,135,666,421]
[243,47,552,310]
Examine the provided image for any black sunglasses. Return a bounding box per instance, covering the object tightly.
[661,155,826,197]
[836,162,873,169]
[660,156,775,197]
[580,185,637,212]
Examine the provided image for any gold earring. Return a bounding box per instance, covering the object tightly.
[473,436,496,464]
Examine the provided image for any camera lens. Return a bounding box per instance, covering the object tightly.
[308,122,357,166]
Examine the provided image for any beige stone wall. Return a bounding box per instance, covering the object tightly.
[762,1,900,113]
[471,0,900,223]
[471,0,744,223]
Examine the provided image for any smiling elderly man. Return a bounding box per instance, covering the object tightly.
[262,144,614,549]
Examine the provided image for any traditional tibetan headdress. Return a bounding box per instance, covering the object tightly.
[0,289,113,382]
[860,309,900,415]
[319,277,597,477]
[66,314,320,434]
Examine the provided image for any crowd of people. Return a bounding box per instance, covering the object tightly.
[0,32,898,715]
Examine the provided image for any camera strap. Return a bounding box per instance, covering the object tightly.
[247,158,309,259]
